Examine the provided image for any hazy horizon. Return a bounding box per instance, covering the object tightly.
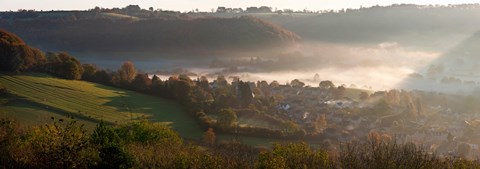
[2,0,480,12]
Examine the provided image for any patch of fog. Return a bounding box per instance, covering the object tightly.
[151,42,444,91]
[295,42,440,69]
[223,66,415,90]
[250,42,440,91]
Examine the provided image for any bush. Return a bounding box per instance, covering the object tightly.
[97,143,134,169]
[20,118,96,169]
[114,121,182,145]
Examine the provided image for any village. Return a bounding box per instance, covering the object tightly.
[257,79,480,159]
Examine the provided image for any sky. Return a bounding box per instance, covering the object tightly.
[2,0,480,12]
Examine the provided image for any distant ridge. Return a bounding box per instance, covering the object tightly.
[0,11,300,56]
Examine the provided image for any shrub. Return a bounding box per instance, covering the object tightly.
[97,143,134,169]
[114,121,182,145]
[19,118,96,169]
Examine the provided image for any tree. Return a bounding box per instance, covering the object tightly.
[290,79,305,88]
[0,29,44,72]
[94,70,113,85]
[90,122,133,169]
[238,81,254,107]
[313,73,320,82]
[216,7,227,13]
[29,47,46,69]
[203,128,216,146]
[59,53,83,80]
[45,52,83,80]
[270,81,280,88]
[319,80,335,89]
[81,64,97,81]
[24,118,92,168]
[131,73,152,91]
[118,61,136,84]
[217,109,237,129]
[197,76,210,92]
[215,75,228,87]
[124,5,141,13]
[168,76,194,104]
[151,75,161,85]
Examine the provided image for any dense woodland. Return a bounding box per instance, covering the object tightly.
[0,7,299,55]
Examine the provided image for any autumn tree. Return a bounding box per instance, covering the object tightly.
[203,128,216,146]
[23,118,94,168]
[45,52,84,80]
[0,29,45,72]
[167,75,194,104]
[131,73,152,91]
[118,61,136,84]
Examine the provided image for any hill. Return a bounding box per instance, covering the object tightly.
[0,73,203,139]
[200,4,480,51]
[0,11,300,57]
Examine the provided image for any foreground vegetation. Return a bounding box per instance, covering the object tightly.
[0,118,479,169]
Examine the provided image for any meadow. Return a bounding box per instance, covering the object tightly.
[0,73,203,139]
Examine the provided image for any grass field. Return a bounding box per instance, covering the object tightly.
[0,73,295,146]
[0,73,203,139]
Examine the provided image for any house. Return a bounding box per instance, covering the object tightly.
[277,103,291,111]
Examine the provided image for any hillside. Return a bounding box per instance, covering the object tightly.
[0,73,203,139]
[200,4,480,51]
[0,11,300,56]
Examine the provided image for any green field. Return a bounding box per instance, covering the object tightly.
[0,73,203,139]
[0,73,293,146]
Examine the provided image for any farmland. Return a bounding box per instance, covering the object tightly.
[0,73,203,139]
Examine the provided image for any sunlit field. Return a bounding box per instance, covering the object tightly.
[0,73,203,139]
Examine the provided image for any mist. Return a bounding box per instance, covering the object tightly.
[140,41,439,91]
